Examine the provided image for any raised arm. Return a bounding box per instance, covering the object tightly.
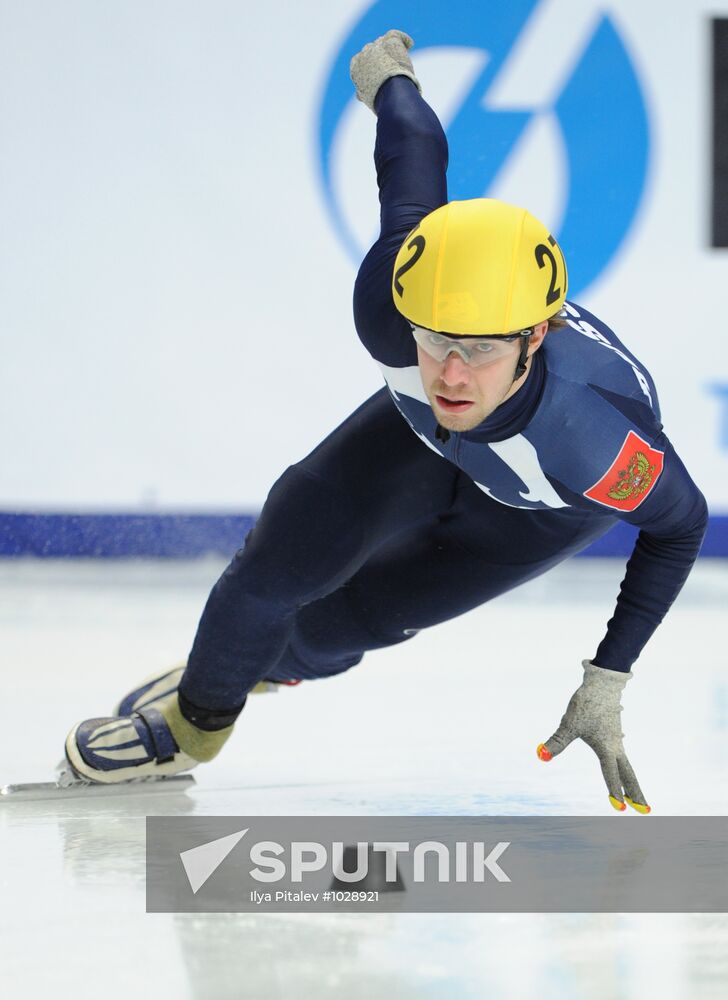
[351,32,449,367]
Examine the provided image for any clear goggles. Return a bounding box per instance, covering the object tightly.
[411,325,530,369]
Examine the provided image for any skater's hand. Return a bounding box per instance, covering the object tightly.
[350,29,421,113]
[537,660,651,814]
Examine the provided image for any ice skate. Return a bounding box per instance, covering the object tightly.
[65,704,200,784]
[53,665,299,787]
[1,710,197,800]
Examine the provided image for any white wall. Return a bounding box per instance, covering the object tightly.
[1,0,726,511]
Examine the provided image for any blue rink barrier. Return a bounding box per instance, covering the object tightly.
[0,513,256,558]
[0,513,726,558]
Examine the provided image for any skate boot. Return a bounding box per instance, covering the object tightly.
[114,665,300,716]
[114,665,185,715]
[65,695,233,785]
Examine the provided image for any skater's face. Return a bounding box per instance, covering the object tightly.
[416,322,548,432]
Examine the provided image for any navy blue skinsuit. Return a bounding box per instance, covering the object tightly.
[178,78,707,730]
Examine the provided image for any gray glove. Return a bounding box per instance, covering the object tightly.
[537,660,651,814]
[350,29,422,114]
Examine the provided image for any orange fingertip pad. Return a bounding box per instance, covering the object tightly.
[609,795,627,812]
[625,797,652,814]
[536,743,552,761]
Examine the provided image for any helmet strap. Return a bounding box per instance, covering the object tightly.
[512,333,531,383]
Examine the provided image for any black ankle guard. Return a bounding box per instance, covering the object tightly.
[177,690,246,731]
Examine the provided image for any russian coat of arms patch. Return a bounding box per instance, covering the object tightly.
[584,431,665,512]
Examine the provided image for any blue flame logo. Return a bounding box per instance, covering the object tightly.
[318,0,650,295]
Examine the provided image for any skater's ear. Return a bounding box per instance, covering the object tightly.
[527,321,549,356]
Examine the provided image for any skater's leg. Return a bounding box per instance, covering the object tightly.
[67,390,459,780]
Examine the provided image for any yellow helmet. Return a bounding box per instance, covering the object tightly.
[392,198,568,335]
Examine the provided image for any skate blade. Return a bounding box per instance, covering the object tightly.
[0,772,196,801]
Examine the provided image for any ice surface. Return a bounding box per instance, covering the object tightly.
[0,558,726,999]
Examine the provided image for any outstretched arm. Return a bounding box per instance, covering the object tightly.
[538,428,708,814]
[593,441,708,670]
